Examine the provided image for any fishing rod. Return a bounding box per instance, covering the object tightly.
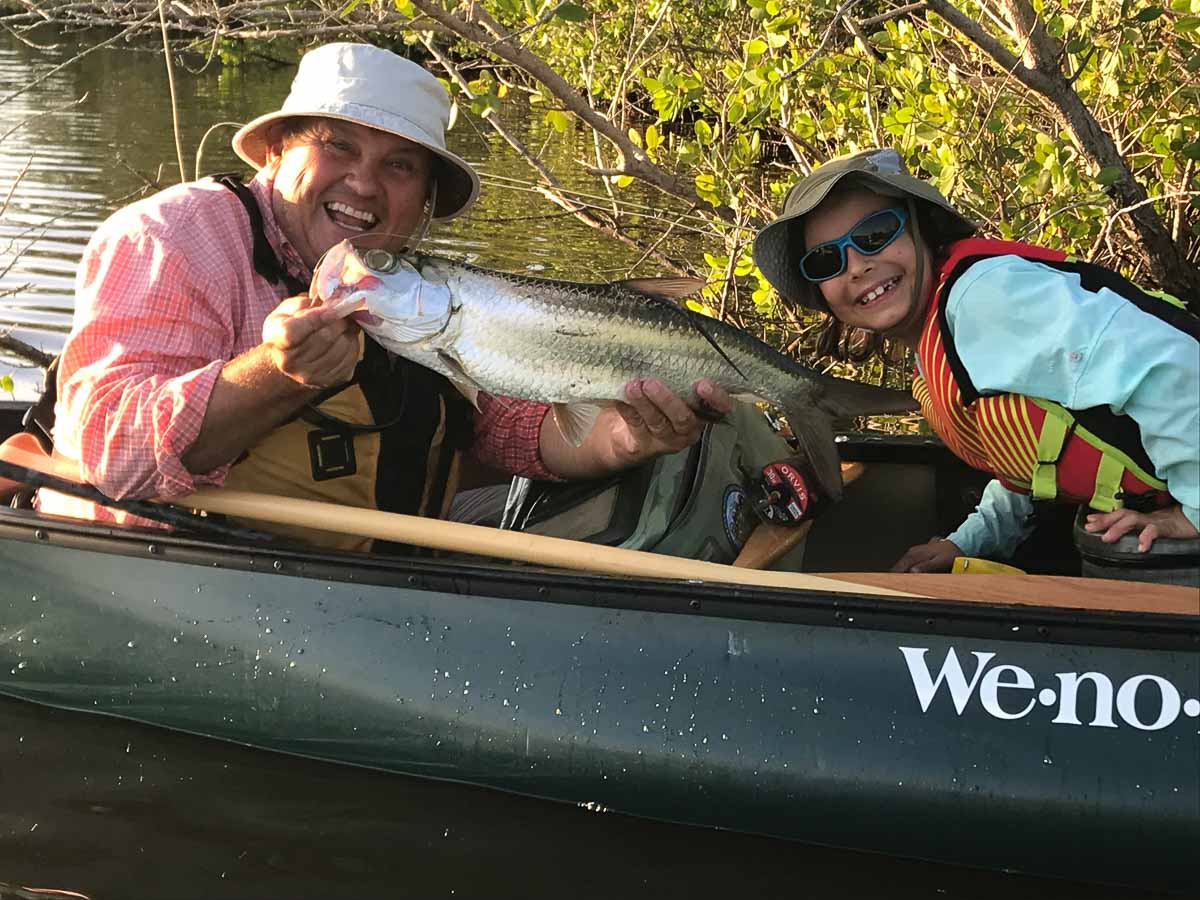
[0,451,273,544]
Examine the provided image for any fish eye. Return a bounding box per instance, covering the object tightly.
[362,248,398,272]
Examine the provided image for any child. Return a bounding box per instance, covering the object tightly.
[752,148,1199,580]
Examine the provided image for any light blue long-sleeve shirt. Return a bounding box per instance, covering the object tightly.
[928,255,1200,559]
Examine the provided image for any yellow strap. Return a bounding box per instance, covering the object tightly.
[952,556,1027,575]
[1090,453,1127,513]
[1031,407,1072,500]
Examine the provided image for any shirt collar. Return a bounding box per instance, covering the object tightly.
[250,170,313,284]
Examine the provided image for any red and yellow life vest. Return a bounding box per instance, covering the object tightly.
[912,237,1195,512]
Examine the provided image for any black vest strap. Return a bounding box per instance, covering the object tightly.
[935,248,1199,478]
[938,251,1200,407]
[213,173,307,296]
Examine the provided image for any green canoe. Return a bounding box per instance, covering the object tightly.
[0,401,1195,892]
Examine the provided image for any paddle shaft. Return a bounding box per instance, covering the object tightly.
[0,436,911,596]
[6,436,1194,611]
[181,486,917,596]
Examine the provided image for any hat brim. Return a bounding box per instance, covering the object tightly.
[231,110,480,223]
[753,170,975,311]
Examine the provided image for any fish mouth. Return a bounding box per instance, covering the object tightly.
[856,276,901,307]
[350,308,383,327]
[324,201,379,232]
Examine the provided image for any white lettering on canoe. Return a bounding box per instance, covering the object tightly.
[899,646,1199,731]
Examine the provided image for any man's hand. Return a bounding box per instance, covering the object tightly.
[606,378,733,467]
[1083,504,1199,553]
[262,293,360,390]
[539,378,733,479]
[891,538,963,573]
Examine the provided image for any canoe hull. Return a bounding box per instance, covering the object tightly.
[1,523,1195,890]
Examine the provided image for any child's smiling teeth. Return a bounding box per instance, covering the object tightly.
[858,277,899,305]
[326,201,378,231]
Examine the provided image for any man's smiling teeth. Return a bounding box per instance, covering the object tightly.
[859,277,899,305]
[326,202,378,229]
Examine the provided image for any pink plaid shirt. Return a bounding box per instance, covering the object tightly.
[38,172,551,526]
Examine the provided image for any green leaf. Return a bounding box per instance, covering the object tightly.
[544,110,571,133]
[1178,15,1200,30]
[1182,141,1200,160]
[339,0,363,15]
[744,39,769,57]
[392,0,416,15]
[555,3,590,22]
[694,119,714,144]
[614,174,634,188]
[1135,6,1164,21]
[915,123,939,143]
[893,106,915,123]
[1096,165,1124,185]
[0,374,12,394]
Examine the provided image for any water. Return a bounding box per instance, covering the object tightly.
[0,696,1174,899]
[0,30,698,402]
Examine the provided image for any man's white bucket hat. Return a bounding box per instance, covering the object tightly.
[232,42,480,222]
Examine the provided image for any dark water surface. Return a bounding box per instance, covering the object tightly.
[0,31,1182,900]
[0,696,1176,900]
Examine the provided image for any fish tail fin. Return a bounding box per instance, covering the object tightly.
[781,402,845,502]
[776,374,916,504]
[811,370,919,418]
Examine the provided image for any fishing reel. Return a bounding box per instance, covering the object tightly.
[750,458,825,527]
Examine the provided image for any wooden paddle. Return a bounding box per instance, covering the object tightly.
[177,485,919,596]
[4,437,1195,612]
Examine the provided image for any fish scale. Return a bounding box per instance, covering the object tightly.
[313,241,919,500]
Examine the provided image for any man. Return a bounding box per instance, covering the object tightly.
[39,42,730,549]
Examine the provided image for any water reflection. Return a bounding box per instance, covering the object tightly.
[0,695,1172,899]
[0,31,692,401]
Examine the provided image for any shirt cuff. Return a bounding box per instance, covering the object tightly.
[152,360,232,496]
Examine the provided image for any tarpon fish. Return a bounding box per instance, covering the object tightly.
[312,240,916,500]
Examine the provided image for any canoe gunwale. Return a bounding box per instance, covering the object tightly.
[3,507,1196,652]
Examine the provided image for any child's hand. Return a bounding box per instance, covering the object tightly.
[891,538,962,573]
[1083,504,1199,553]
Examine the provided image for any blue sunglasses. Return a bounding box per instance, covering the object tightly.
[799,207,909,282]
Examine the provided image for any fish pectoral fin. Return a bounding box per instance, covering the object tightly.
[617,277,706,300]
[436,350,484,410]
[552,402,607,447]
